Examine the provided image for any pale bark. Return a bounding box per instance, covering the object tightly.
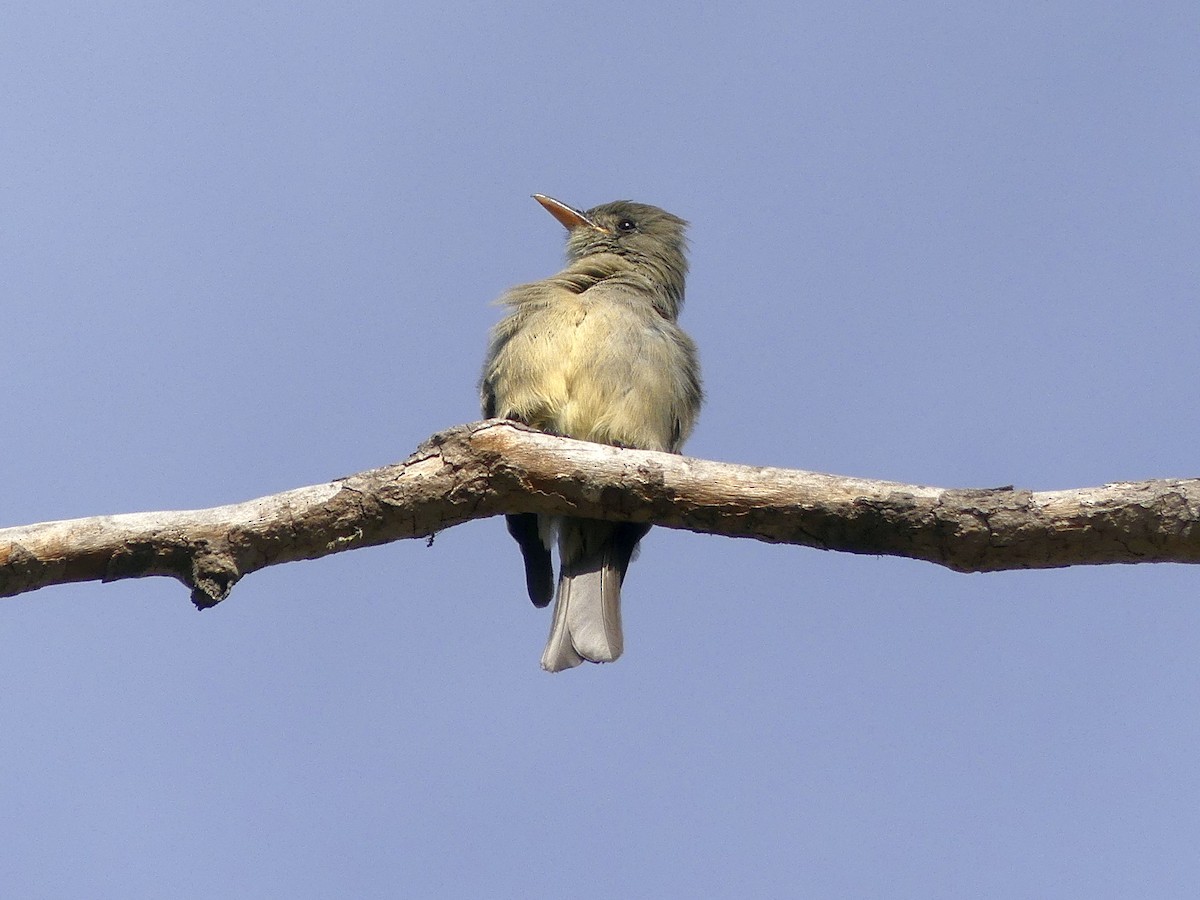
[2,420,1198,607]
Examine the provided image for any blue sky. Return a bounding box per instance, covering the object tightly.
[4,2,1199,896]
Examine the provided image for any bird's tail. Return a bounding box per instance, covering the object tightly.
[541,519,650,672]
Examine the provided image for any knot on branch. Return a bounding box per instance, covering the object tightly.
[189,550,241,610]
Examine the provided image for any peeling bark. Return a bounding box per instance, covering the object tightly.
[2,420,1198,606]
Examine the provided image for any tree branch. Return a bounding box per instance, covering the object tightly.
[3,419,1198,607]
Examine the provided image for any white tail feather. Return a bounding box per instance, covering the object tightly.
[540,521,626,672]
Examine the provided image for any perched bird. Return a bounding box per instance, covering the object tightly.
[481,194,702,671]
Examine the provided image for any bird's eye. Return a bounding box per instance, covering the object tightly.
[616,218,637,233]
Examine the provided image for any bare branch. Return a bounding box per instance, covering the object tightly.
[3,420,1199,606]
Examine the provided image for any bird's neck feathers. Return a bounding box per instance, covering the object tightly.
[501,252,685,321]
[555,253,634,294]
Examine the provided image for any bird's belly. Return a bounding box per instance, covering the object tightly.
[499,301,678,451]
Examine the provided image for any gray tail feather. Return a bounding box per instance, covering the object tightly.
[540,520,649,673]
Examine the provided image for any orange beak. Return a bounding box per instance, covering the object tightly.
[533,194,609,233]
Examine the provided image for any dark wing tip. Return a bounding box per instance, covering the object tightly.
[506,513,554,607]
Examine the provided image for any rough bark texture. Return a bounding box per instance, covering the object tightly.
[2,420,1199,607]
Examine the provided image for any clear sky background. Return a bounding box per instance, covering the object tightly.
[4,2,1198,897]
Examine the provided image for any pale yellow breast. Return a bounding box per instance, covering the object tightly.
[491,291,682,452]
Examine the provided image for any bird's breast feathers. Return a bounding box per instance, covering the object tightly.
[490,292,685,451]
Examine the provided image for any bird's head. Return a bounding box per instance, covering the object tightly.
[534,194,689,313]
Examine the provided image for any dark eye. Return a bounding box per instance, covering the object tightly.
[616,218,637,233]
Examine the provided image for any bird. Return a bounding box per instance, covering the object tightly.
[481,194,702,671]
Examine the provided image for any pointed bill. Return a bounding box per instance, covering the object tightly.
[533,194,609,233]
